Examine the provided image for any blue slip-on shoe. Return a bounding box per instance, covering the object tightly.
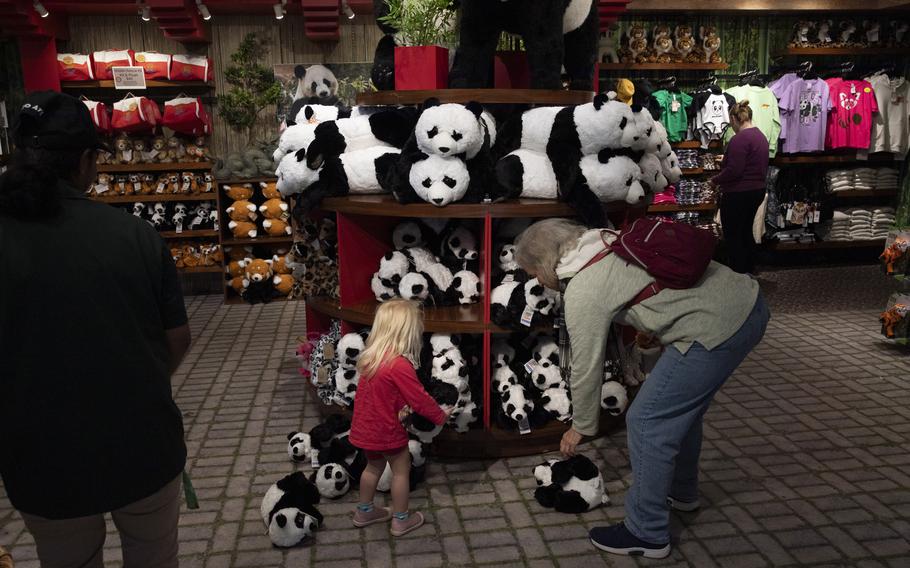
[589,522,671,559]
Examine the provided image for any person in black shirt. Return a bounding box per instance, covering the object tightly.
[0,92,190,568]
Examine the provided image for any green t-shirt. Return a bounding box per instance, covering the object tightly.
[653,89,693,142]
[723,85,782,158]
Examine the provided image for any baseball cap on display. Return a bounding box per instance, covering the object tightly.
[12,91,111,153]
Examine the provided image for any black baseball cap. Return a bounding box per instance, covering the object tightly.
[12,91,111,153]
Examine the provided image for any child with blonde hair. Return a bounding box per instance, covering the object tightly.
[348,299,450,536]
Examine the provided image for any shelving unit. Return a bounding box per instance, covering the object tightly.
[221,236,294,246]
[774,47,910,57]
[768,239,886,251]
[160,229,219,239]
[98,162,213,173]
[357,89,594,106]
[216,176,278,185]
[772,154,895,165]
[61,80,213,90]
[597,62,729,71]
[93,193,216,203]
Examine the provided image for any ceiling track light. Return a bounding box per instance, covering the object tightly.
[273,1,286,20]
[138,1,151,22]
[33,0,49,18]
[341,0,354,20]
[196,0,211,21]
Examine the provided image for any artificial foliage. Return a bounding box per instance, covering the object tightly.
[378,0,458,47]
[218,33,283,144]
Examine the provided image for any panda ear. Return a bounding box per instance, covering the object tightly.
[597,148,616,163]
[630,103,643,113]
[294,147,307,162]
[453,276,462,287]
[287,431,298,441]
[308,153,325,170]
[294,64,306,79]
[422,97,441,109]
[464,101,484,118]
[304,106,315,121]
[593,93,609,110]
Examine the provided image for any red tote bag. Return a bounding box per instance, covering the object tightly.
[92,50,135,80]
[111,96,159,133]
[162,97,211,136]
[170,55,213,82]
[82,99,111,134]
[57,53,95,82]
[134,52,172,80]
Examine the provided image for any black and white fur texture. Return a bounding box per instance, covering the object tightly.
[490,278,561,330]
[287,431,312,463]
[601,380,629,416]
[304,108,417,169]
[260,471,324,547]
[533,454,609,513]
[294,64,339,104]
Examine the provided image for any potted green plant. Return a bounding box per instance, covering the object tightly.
[494,33,528,89]
[379,0,458,90]
[217,33,283,145]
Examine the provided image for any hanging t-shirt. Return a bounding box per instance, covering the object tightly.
[866,74,909,156]
[691,91,735,149]
[770,73,800,100]
[825,78,879,150]
[779,78,832,154]
[653,89,693,142]
[723,85,782,158]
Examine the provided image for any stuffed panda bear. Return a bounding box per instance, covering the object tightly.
[528,337,566,391]
[637,152,669,194]
[431,349,469,386]
[286,101,349,128]
[294,64,339,104]
[532,454,609,513]
[333,367,360,407]
[307,414,351,454]
[304,108,418,169]
[398,265,455,306]
[540,386,572,422]
[336,331,368,368]
[273,122,319,164]
[601,380,629,416]
[276,146,400,213]
[450,270,481,305]
[392,220,435,249]
[496,383,535,429]
[376,439,429,492]
[660,152,682,185]
[261,471,324,547]
[311,463,351,499]
[490,278,560,330]
[371,271,397,302]
[438,224,480,271]
[429,333,461,358]
[287,431,312,463]
[400,153,472,206]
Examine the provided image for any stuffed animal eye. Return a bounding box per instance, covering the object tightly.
[422,178,433,188]
[311,81,318,92]
[443,176,456,188]
[646,127,652,137]
[427,126,439,138]
[626,176,633,186]
[450,236,460,247]
[451,131,462,141]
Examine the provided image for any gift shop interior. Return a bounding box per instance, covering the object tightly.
[1,0,910,566]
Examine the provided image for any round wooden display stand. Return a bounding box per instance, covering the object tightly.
[304,90,645,459]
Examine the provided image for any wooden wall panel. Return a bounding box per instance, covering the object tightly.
[64,15,382,160]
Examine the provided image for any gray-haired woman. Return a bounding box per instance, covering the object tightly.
[513,218,769,559]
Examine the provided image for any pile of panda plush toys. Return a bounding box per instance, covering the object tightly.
[274,94,682,226]
[371,219,481,307]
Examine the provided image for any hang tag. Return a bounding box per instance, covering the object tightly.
[206,181,213,192]
[316,366,329,385]
[813,210,821,223]
[777,213,785,227]
[524,359,539,374]
[214,220,220,231]
[176,221,183,234]
[122,149,133,162]
[157,182,166,193]
[518,417,531,435]
[786,207,794,222]
[311,452,319,468]
[147,149,159,159]
[181,182,190,192]
[520,305,534,327]
[95,183,109,194]
[133,182,141,192]
[502,274,515,283]
[670,95,681,113]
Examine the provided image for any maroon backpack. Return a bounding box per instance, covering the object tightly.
[585,217,718,306]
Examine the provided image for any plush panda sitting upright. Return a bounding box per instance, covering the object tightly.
[261,471,324,547]
[533,454,609,513]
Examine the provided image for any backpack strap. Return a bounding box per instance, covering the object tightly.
[627,281,663,308]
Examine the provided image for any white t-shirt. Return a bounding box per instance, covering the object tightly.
[866,74,910,156]
[695,93,731,149]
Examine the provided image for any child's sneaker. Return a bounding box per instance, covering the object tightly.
[390,511,424,536]
[352,506,391,527]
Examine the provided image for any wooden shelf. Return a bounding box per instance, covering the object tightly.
[62,80,213,90]
[221,236,294,246]
[772,154,895,165]
[599,62,729,70]
[649,202,717,213]
[178,265,223,274]
[92,193,216,203]
[356,89,594,106]
[672,141,702,149]
[308,296,490,333]
[681,167,705,175]
[767,238,886,251]
[160,229,219,239]
[319,195,641,219]
[98,162,213,173]
[774,47,910,57]
[217,177,278,185]
[830,190,899,198]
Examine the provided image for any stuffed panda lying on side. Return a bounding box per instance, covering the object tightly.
[490,278,561,330]
[261,472,324,547]
[533,454,609,513]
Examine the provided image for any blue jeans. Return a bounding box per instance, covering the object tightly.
[623,293,770,544]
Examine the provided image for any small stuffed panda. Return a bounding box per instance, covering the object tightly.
[601,380,629,416]
[528,337,565,391]
[308,414,351,453]
[333,367,360,406]
[377,250,410,289]
[624,104,657,151]
[540,386,572,422]
[273,122,319,163]
[311,463,351,499]
[286,102,347,127]
[404,153,471,206]
[261,471,324,547]
[493,364,519,394]
[287,431,312,463]
[429,333,460,358]
[431,350,469,386]
[451,399,479,432]
[532,454,609,514]
[398,266,454,306]
[294,64,339,103]
[500,383,534,427]
[438,224,479,270]
[490,278,560,330]
[376,439,428,492]
[392,220,433,249]
[304,108,417,169]
[578,149,647,205]
[415,100,489,160]
[371,271,397,302]
[336,332,367,368]
[450,270,481,305]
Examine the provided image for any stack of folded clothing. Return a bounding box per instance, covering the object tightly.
[821,209,852,241]
[876,168,900,192]
[826,169,854,193]
[853,168,877,191]
[873,207,896,238]
[849,207,874,241]
[675,149,700,170]
[652,185,677,205]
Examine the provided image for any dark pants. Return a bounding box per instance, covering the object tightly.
[720,189,765,274]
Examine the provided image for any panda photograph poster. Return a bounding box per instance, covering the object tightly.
[274,63,375,123]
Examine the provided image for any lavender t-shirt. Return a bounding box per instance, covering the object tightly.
[779,78,832,154]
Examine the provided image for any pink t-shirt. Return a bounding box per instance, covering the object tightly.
[825,79,879,150]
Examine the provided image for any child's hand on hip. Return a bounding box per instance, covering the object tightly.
[398,406,412,422]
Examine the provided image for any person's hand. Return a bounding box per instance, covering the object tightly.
[560,428,583,457]
[398,405,412,422]
[441,404,455,417]
[635,332,661,349]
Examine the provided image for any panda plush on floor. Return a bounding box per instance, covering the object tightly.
[490,278,561,330]
[533,454,609,513]
[287,431,312,463]
[307,414,351,455]
[376,439,429,492]
[261,471,324,547]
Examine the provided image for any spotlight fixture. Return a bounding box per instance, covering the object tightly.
[196,0,211,21]
[273,1,286,20]
[139,4,151,21]
[341,0,355,20]
[33,0,49,18]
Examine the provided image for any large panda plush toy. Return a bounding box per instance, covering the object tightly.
[260,472,324,547]
[532,454,609,513]
[449,0,598,90]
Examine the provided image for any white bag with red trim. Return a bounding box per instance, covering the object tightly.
[111,96,159,133]
[134,52,172,80]
[82,100,112,134]
[57,53,95,81]
[162,97,212,136]
[170,54,213,82]
[92,50,135,80]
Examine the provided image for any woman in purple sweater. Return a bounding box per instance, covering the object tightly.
[712,101,769,274]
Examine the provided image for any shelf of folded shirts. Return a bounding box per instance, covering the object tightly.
[598,63,729,70]
[767,238,886,251]
[672,140,722,150]
[648,203,717,213]
[681,167,705,175]
[772,154,896,165]
[830,190,899,198]
[774,47,910,57]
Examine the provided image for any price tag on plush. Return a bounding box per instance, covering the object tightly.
[520,305,534,327]
[311,452,320,468]
[524,359,539,374]
[518,417,532,435]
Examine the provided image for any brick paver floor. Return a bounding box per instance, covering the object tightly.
[2,265,909,567]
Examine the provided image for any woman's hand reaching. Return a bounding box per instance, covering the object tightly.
[560,427,583,457]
